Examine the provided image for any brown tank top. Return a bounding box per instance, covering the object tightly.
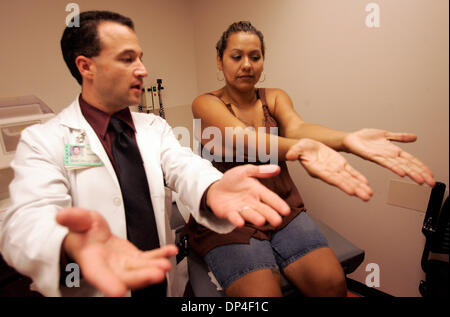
[183,88,305,257]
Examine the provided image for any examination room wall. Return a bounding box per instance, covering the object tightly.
[191,0,449,296]
[0,0,199,121]
[0,0,448,298]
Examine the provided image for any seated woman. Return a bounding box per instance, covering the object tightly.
[182,21,435,297]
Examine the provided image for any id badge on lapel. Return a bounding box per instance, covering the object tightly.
[64,130,103,170]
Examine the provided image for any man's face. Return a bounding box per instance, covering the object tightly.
[89,21,148,112]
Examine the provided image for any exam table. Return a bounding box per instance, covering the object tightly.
[171,202,365,297]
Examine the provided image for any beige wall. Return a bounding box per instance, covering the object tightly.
[0,0,198,112]
[0,0,448,297]
[191,0,449,296]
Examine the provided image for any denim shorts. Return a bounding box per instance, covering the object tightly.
[204,212,329,290]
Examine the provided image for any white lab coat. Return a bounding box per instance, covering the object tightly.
[0,98,234,297]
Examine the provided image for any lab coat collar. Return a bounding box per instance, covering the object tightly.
[58,96,85,130]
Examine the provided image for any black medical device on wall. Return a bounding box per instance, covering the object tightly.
[156,79,165,119]
[138,79,165,119]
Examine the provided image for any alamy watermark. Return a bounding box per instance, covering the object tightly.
[365,263,380,288]
[65,2,380,29]
[61,0,383,292]
[64,261,382,289]
[365,2,380,28]
[65,3,80,27]
[173,119,279,165]
[65,263,80,288]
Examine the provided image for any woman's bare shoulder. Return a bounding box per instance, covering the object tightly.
[194,89,225,104]
[264,88,290,99]
[192,89,229,118]
[262,88,292,112]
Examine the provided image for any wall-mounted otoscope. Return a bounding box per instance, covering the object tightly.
[139,79,166,119]
[156,79,165,119]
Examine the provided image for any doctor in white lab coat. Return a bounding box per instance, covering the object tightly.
[0,11,291,297]
[1,97,225,296]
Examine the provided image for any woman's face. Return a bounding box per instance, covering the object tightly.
[218,32,264,92]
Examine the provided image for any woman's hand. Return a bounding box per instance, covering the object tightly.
[286,138,373,201]
[342,129,435,187]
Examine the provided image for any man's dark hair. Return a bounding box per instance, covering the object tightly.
[216,21,265,60]
[61,10,134,85]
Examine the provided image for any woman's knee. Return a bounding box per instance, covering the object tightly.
[315,266,347,296]
[225,268,283,297]
[283,247,347,296]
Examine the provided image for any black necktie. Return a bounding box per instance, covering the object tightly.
[109,117,166,297]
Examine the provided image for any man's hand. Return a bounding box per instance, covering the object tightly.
[343,129,435,187]
[286,138,374,201]
[56,207,178,297]
[206,165,291,228]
